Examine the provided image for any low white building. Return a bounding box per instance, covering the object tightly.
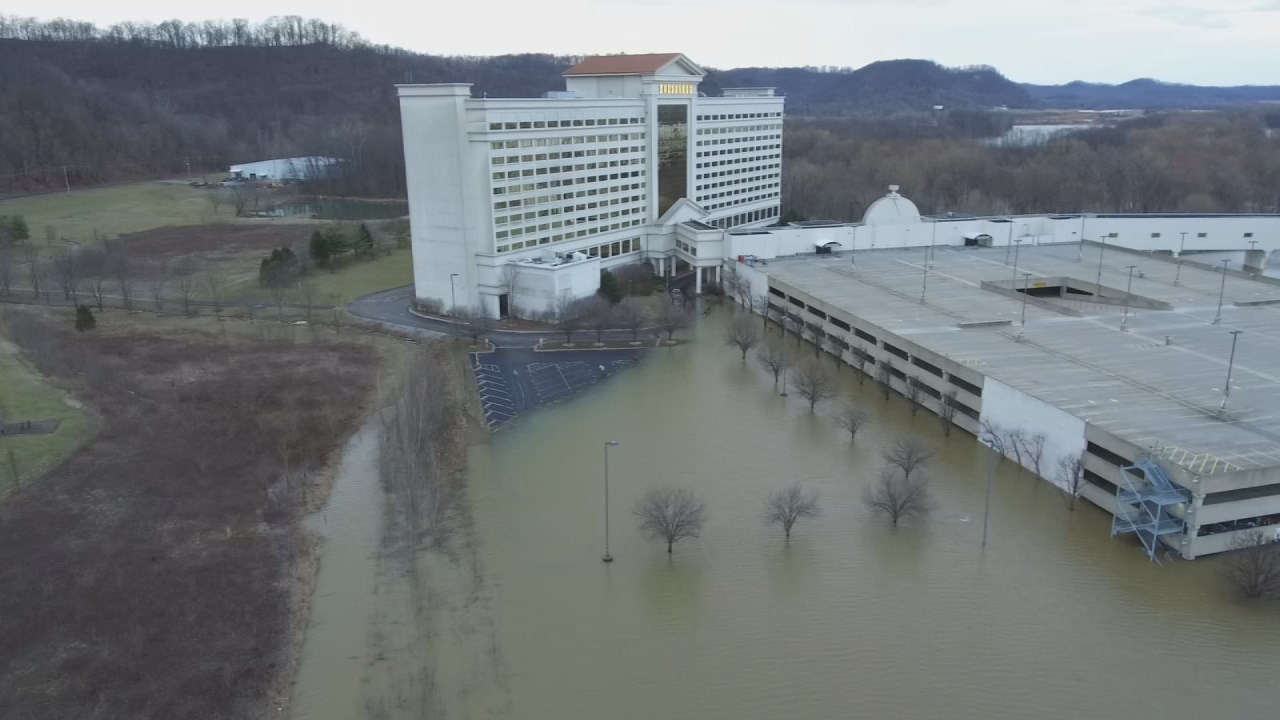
[228,156,339,182]
[398,53,784,319]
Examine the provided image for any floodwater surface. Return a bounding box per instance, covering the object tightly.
[295,308,1280,720]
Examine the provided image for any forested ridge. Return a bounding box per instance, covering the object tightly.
[2,15,1279,209]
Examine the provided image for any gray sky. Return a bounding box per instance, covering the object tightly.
[16,0,1280,85]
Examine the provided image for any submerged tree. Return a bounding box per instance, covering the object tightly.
[725,314,761,361]
[764,482,821,539]
[635,487,708,554]
[863,465,932,526]
[1221,531,1280,600]
[757,339,790,387]
[836,403,870,442]
[792,358,836,412]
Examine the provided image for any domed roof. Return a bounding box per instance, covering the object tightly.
[862,185,921,226]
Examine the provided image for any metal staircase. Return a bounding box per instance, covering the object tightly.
[1111,455,1190,562]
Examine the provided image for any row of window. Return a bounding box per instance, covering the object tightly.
[696,143,783,158]
[695,164,782,185]
[696,154,781,171]
[584,236,641,259]
[493,169,645,196]
[675,238,695,256]
[498,206,646,238]
[496,218,645,254]
[696,112,783,121]
[488,118,643,131]
[493,144,644,167]
[1145,231,1255,238]
[699,181,780,203]
[705,191,780,212]
[696,124,782,136]
[496,195,645,225]
[494,183,644,212]
[492,162,642,181]
[695,134,781,147]
[709,206,779,228]
[489,133,644,151]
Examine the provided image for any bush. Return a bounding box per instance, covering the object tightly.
[258,247,302,287]
[74,304,95,331]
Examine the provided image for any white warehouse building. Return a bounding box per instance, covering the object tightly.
[397,53,784,318]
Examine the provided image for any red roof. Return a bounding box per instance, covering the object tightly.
[564,53,686,76]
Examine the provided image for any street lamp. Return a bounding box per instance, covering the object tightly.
[1004,221,1015,264]
[1010,236,1023,288]
[1174,232,1187,286]
[929,222,937,269]
[602,440,620,563]
[1120,265,1136,332]
[1213,259,1230,325]
[1219,331,1242,416]
[1017,271,1031,341]
[1095,235,1108,299]
[982,438,997,547]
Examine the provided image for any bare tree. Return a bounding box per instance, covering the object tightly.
[1057,452,1087,510]
[231,184,252,216]
[1026,433,1048,479]
[657,300,688,342]
[980,420,1008,458]
[725,314,761,361]
[584,296,613,343]
[904,376,924,416]
[822,335,843,368]
[53,249,81,303]
[863,465,932,526]
[1221,531,1280,599]
[174,273,196,316]
[836,403,870,442]
[764,482,821,539]
[792,358,836,412]
[756,339,790,387]
[22,243,42,300]
[853,347,869,385]
[804,322,823,357]
[634,487,708,554]
[614,297,647,341]
[883,437,934,483]
[270,284,288,322]
[1005,428,1028,470]
[0,246,11,296]
[205,272,225,317]
[453,305,494,343]
[208,189,227,216]
[938,389,958,436]
[876,362,893,399]
[297,279,318,324]
[500,264,523,319]
[753,293,771,329]
[109,249,133,310]
[555,294,585,344]
[148,270,167,311]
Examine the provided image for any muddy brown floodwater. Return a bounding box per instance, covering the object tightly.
[294,308,1280,720]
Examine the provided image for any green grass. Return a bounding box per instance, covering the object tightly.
[0,337,95,495]
[0,181,221,245]
[219,247,414,307]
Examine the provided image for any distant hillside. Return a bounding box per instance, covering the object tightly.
[1022,78,1280,109]
[2,15,1279,197]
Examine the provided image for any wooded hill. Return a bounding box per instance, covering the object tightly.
[2,15,1278,198]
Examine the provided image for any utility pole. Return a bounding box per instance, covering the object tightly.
[1219,331,1242,416]
[1213,259,1229,325]
[1004,221,1014,264]
[1120,265,1136,332]
[1174,232,1187,286]
[449,273,459,338]
[62,166,70,194]
[184,157,192,180]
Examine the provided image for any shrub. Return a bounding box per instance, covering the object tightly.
[74,304,95,331]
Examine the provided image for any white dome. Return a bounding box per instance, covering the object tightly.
[863,185,922,226]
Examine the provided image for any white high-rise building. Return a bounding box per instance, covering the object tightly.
[397,53,784,318]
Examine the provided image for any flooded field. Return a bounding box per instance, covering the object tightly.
[265,197,409,221]
[293,308,1280,720]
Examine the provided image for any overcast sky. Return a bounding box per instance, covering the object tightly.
[15,0,1280,85]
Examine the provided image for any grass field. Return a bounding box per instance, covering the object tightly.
[0,333,94,495]
[0,181,222,244]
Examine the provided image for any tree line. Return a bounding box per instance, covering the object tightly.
[782,110,1280,220]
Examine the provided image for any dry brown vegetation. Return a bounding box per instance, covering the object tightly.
[115,223,314,274]
[0,308,379,719]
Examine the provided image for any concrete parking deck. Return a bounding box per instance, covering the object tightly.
[758,243,1280,474]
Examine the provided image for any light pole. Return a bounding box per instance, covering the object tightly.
[1213,259,1230,325]
[1219,331,1242,416]
[1120,265,1136,332]
[929,222,937,269]
[1174,232,1187,286]
[1095,235,1108,299]
[602,440,619,562]
[1017,271,1031,341]
[1010,236,1023,288]
[449,273,460,338]
[982,439,997,547]
[920,244,929,304]
[780,314,790,396]
[1004,221,1014,264]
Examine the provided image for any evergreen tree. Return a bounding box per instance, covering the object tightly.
[598,270,623,304]
[309,229,330,266]
[75,304,96,331]
[356,223,375,257]
[9,216,30,243]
